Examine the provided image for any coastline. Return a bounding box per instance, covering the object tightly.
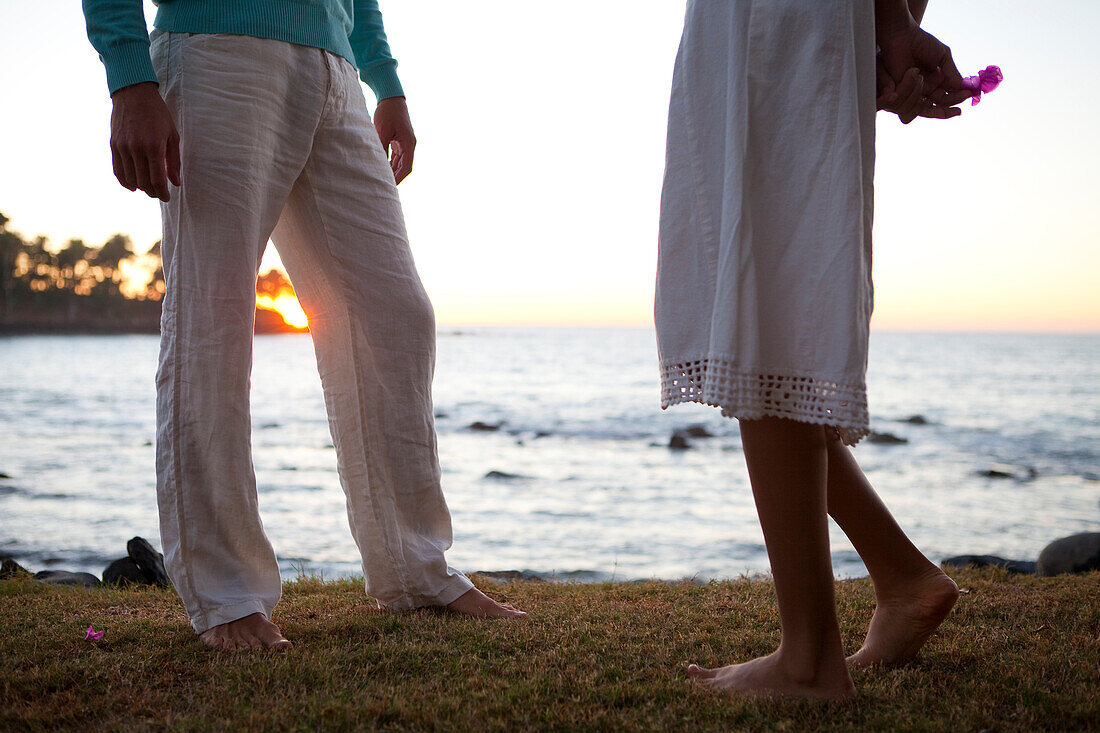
[0,308,305,335]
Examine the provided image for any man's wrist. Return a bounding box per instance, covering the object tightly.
[111,80,160,100]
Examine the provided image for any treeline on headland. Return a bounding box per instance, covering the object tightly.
[0,211,302,334]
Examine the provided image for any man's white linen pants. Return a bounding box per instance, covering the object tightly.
[150,30,473,634]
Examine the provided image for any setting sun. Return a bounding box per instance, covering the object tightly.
[255,269,308,330]
[256,290,308,329]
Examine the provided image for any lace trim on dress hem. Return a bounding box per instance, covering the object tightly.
[659,358,870,446]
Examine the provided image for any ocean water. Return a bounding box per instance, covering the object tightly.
[1,329,1097,582]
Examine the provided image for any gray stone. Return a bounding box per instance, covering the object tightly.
[683,425,714,438]
[473,570,547,583]
[976,463,1037,481]
[33,570,101,587]
[867,431,908,445]
[668,433,691,450]
[484,470,528,481]
[902,415,930,425]
[941,554,1036,574]
[103,557,146,586]
[127,536,170,587]
[467,421,502,432]
[1,558,31,579]
[1036,533,1100,576]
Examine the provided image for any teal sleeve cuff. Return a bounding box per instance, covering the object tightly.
[101,39,158,95]
[360,62,404,102]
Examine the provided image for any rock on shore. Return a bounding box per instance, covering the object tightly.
[1037,533,1100,576]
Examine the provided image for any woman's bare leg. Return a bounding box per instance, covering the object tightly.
[824,432,959,667]
[688,418,855,700]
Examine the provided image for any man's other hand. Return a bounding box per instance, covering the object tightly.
[374,97,416,184]
[110,82,181,201]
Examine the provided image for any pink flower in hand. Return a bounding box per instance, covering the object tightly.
[961,65,1003,105]
[85,625,104,641]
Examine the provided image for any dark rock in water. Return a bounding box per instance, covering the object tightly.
[434,411,448,419]
[34,570,101,587]
[683,425,714,438]
[668,433,692,450]
[0,471,12,479]
[484,470,528,481]
[103,557,145,586]
[1036,533,1100,576]
[902,415,930,425]
[867,431,908,445]
[127,537,170,587]
[260,423,280,429]
[468,421,503,432]
[534,431,552,439]
[976,464,1037,481]
[473,570,547,583]
[1,558,31,579]
[941,554,1036,574]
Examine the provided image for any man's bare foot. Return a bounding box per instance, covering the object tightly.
[687,651,856,701]
[199,612,292,651]
[446,587,526,618]
[847,569,959,668]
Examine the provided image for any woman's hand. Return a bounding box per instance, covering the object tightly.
[874,1,972,122]
[876,60,962,123]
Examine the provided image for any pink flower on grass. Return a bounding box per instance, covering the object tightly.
[85,625,104,641]
[961,65,1003,105]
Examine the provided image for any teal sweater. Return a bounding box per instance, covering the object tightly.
[82,0,404,100]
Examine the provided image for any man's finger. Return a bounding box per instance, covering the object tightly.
[115,145,138,191]
[111,146,130,190]
[390,140,412,184]
[167,131,182,187]
[130,149,156,199]
[397,134,414,178]
[147,142,169,201]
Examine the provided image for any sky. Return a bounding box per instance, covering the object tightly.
[1,1,1098,330]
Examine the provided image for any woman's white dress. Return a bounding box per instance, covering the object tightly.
[656,0,878,445]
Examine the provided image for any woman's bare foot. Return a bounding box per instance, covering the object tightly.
[199,612,293,651]
[446,587,526,618]
[848,569,959,668]
[687,651,856,701]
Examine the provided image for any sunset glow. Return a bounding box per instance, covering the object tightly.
[256,291,308,330]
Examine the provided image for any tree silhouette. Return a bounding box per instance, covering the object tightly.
[0,212,21,317]
[0,214,296,333]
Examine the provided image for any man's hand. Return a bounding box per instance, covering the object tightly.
[875,1,972,122]
[110,82,181,201]
[374,96,416,184]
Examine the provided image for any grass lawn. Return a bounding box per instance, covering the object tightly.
[1,568,1097,731]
